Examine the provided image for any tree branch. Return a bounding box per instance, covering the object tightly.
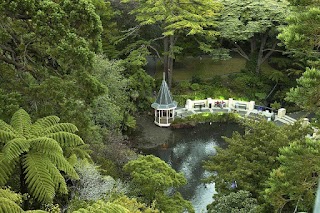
[147,45,163,62]
[152,35,166,42]
[261,42,277,64]
[232,42,249,60]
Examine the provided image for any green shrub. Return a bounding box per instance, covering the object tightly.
[190,83,200,91]
[209,75,223,87]
[172,112,241,127]
[191,74,202,84]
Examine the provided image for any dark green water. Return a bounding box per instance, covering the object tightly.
[141,122,242,213]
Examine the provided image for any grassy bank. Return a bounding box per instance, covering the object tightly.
[155,55,276,81]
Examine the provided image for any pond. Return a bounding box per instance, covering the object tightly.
[140,122,242,213]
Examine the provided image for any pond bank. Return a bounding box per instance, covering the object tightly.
[132,113,241,149]
[132,114,173,149]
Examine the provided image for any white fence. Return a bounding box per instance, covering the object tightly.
[184,98,288,119]
[185,98,255,111]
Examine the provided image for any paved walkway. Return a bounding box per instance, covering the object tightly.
[175,106,297,125]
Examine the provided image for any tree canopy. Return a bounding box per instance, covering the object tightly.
[217,0,289,73]
[121,0,221,87]
[203,120,312,209]
[124,155,194,212]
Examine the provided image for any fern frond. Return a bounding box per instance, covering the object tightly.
[25,210,48,213]
[0,188,22,204]
[64,145,92,162]
[0,153,16,185]
[43,123,78,134]
[3,138,30,161]
[23,154,55,203]
[29,137,63,155]
[45,160,68,194]
[67,154,78,166]
[0,197,24,213]
[0,130,17,144]
[0,120,16,134]
[46,132,84,148]
[72,200,129,213]
[10,109,32,136]
[31,116,60,137]
[33,116,60,129]
[47,153,79,180]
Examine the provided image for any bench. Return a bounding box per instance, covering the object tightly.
[235,103,247,110]
[194,102,205,110]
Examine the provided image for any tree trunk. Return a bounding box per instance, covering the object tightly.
[250,36,257,53]
[163,35,175,88]
[167,35,174,88]
[20,156,29,210]
[255,33,268,74]
[163,36,169,82]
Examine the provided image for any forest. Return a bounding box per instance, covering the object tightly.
[0,0,319,212]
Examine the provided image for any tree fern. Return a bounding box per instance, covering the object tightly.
[0,109,87,205]
[0,197,24,213]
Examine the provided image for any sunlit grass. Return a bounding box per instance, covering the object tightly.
[154,55,277,81]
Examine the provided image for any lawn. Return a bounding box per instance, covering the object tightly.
[154,55,276,81]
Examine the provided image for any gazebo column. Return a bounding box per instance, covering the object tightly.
[172,109,175,121]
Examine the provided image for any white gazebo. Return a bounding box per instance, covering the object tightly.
[151,73,177,127]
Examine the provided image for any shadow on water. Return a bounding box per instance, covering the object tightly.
[139,122,243,213]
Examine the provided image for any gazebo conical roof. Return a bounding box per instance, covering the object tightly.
[151,75,177,110]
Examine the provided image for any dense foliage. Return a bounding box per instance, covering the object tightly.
[0,0,319,212]
[124,155,194,212]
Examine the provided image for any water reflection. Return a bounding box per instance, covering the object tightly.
[141,123,241,213]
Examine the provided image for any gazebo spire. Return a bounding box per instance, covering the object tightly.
[151,72,177,109]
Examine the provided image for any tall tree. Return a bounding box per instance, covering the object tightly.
[278,0,320,67]
[217,0,289,74]
[90,55,137,131]
[0,109,85,207]
[121,0,221,87]
[0,0,105,141]
[203,120,311,207]
[286,67,320,116]
[264,138,320,212]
